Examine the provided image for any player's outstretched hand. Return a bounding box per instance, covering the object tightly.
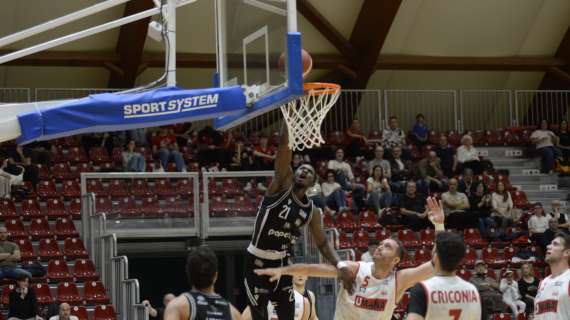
[426,196,444,226]
[338,267,356,295]
[254,268,282,282]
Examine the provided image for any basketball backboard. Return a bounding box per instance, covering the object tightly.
[213,0,303,130]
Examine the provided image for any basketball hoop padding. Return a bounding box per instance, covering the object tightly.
[280,83,340,151]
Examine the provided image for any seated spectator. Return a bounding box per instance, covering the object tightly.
[122,140,146,172]
[469,182,494,239]
[0,159,13,198]
[417,151,446,192]
[500,270,526,319]
[231,140,254,172]
[4,144,40,190]
[434,135,457,177]
[457,134,483,174]
[458,168,476,196]
[399,181,429,231]
[152,127,186,172]
[321,170,347,212]
[389,146,412,192]
[491,181,517,229]
[291,153,304,172]
[470,260,504,320]
[366,165,392,214]
[327,148,365,213]
[197,126,233,170]
[442,178,473,230]
[541,218,560,252]
[250,134,276,191]
[345,119,368,159]
[306,176,332,214]
[128,128,147,146]
[550,199,570,234]
[49,303,78,320]
[411,113,428,149]
[518,262,539,315]
[0,227,32,280]
[144,293,175,320]
[530,119,558,174]
[528,203,550,245]
[360,239,378,263]
[382,116,406,150]
[557,120,570,165]
[8,273,41,320]
[367,145,391,179]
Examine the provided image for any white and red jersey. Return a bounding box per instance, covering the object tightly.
[268,290,305,320]
[335,262,397,320]
[534,268,570,320]
[421,276,481,320]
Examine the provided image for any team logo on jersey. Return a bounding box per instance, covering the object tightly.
[535,299,558,314]
[268,229,295,240]
[354,296,387,311]
[196,295,208,305]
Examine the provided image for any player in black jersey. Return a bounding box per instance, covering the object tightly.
[165,246,241,320]
[244,128,355,320]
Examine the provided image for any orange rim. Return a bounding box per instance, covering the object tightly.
[303,82,341,96]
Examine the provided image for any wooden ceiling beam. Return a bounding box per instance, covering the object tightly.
[539,26,570,89]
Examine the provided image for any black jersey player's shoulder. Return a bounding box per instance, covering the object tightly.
[185,291,232,320]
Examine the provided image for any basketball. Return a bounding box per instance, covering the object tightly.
[278,49,313,79]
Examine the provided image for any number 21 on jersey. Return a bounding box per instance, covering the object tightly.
[278,204,291,220]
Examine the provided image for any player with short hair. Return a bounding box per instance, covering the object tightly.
[255,197,445,320]
[533,233,570,320]
[164,246,241,320]
[406,232,481,320]
[244,129,354,320]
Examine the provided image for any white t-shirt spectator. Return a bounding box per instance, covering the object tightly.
[441,191,469,215]
[456,146,479,163]
[491,192,514,215]
[528,214,550,234]
[321,181,342,198]
[530,130,556,149]
[306,183,322,198]
[327,160,354,180]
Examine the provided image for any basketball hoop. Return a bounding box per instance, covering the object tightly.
[280,82,341,151]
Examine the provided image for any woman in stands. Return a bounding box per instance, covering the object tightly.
[8,273,41,320]
[491,181,517,230]
[122,140,146,172]
[469,182,494,239]
[366,165,393,215]
[456,134,482,174]
[530,119,558,174]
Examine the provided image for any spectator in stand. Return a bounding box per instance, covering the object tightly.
[345,119,368,159]
[518,262,539,315]
[389,146,411,192]
[251,134,276,190]
[321,170,347,213]
[530,119,558,174]
[399,181,429,231]
[196,126,231,170]
[557,120,570,165]
[469,182,494,239]
[550,200,570,234]
[360,239,379,263]
[528,203,550,245]
[457,134,483,174]
[470,260,504,320]
[367,145,391,179]
[231,140,254,172]
[417,151,446,192]
[128,128,147,146]
[491,181,516,230]
[500,270,526,319]
[0,227,32,280]
[306,176,333,215]
[144,293,175,320]
[382,116,406,150]
[327,148,365,214]
[434,135,457,178]
[122,140,146,172]
[49,303,78,320]
[366,165,393,214]
[441,178,473,230]
[152,127,186,172]
[291,153,304,172]
[542,218,560,252]
[8,273,41,320]
[411,113,428,150]
[2,144,40,191]
[0,159,13,198]
[458,168,476,196]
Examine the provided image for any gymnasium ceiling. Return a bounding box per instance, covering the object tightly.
[0,0,569,91]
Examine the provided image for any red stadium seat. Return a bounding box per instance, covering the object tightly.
[84,281,109,304]
[368,129,382,142]
[464,228,488,247]
[398,229,420,248]
[62,180,81,198]
[447,131,462,146]
[457,268,472,281]
[33,283,53,305]
[359,210,379,230]
[419,229,435,247]
[95,197,113,214]
[69,198,82,218]
[138,196,161,217]
[486,130,505,146]
[512,191,531,209]
[73,259,98,281]
[482,246,506,267]
[29,217,53,239]
[47,198,67,218]
[76,162,94,175]
[336,211,357,231]
[86,179,107,197]
[375,228,391,242]
[322,211,335,228]
[111,147,123,164]
[1,285,14,305]
[64,238,88,259]
[17,239,35,261]
[162,196,191,217]
[37,180,58,198]
[491,314,512,320]
[89,147,110,163]
[6,218,27,239]
[414,247,431,265]
[234,197,255,217]
[56,281,82,305]
[352,229,369,250]
[36,164,50,180]
[327,131,345,146]
[338,231,351,249]
[155,179,176,197]
[131,179,151,197]
[504,246,518,264]
[72,306,89,320]
[117,196,138,217]
[52,163,73,180]
[427,130,440,145]
[55,217,79,239]
[463,246,477,267]
[94,305,117,320]
[21,198,43,219]
[0,199,18,218]
[38,238,63,260]
[109,179,129,197]
[399,252,415,268]
[47,259,73,282]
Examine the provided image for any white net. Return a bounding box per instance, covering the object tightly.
[280,83,341,151]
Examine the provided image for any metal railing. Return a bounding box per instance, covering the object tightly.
[515,90,570,126]
[460,90,514,131]
[0,88,30,103]
[323,90,382,134]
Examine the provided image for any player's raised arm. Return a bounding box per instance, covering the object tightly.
[254,262,346,281]
[267,126,293,195]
